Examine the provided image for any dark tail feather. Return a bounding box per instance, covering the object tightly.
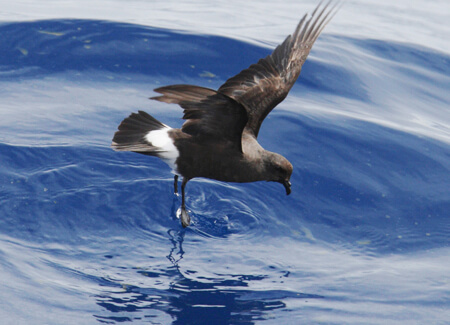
[112,110,167,153]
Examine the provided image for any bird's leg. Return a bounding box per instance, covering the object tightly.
[174,175,179,194]
[180,178,190,228]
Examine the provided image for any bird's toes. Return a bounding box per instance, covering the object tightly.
[180,208,191,228]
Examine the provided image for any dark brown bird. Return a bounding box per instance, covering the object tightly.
[112,1,338,227]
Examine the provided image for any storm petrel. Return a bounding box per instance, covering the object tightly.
[112,1,338,227]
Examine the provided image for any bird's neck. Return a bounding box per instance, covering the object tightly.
[241,130,265,162]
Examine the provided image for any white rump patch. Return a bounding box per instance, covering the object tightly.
[145,128,179,171]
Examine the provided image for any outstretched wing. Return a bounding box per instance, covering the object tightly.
[151,84,248,151]
[218,1,338,137]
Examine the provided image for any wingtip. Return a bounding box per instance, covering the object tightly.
[293,0,341,45]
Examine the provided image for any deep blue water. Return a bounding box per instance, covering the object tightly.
[0,15,449,325]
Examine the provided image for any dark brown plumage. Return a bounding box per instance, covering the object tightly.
[112,1,338,227]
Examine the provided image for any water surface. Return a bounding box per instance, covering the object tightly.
[0,1,449,324]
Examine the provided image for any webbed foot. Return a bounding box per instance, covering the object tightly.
[180,207,191,228]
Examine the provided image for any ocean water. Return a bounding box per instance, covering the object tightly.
[0,1,449,324]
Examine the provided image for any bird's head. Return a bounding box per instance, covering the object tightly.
[264,152,293,195]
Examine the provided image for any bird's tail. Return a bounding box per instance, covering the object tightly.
[111,110,168,154]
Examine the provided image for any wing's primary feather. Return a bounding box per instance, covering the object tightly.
[218,1,339,137]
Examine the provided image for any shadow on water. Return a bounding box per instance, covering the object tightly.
[93,229,322,324]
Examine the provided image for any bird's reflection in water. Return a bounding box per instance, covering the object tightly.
[166,228,185,267]
[94,228,322,324]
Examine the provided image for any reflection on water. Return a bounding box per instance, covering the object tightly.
[93,229,322,324]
